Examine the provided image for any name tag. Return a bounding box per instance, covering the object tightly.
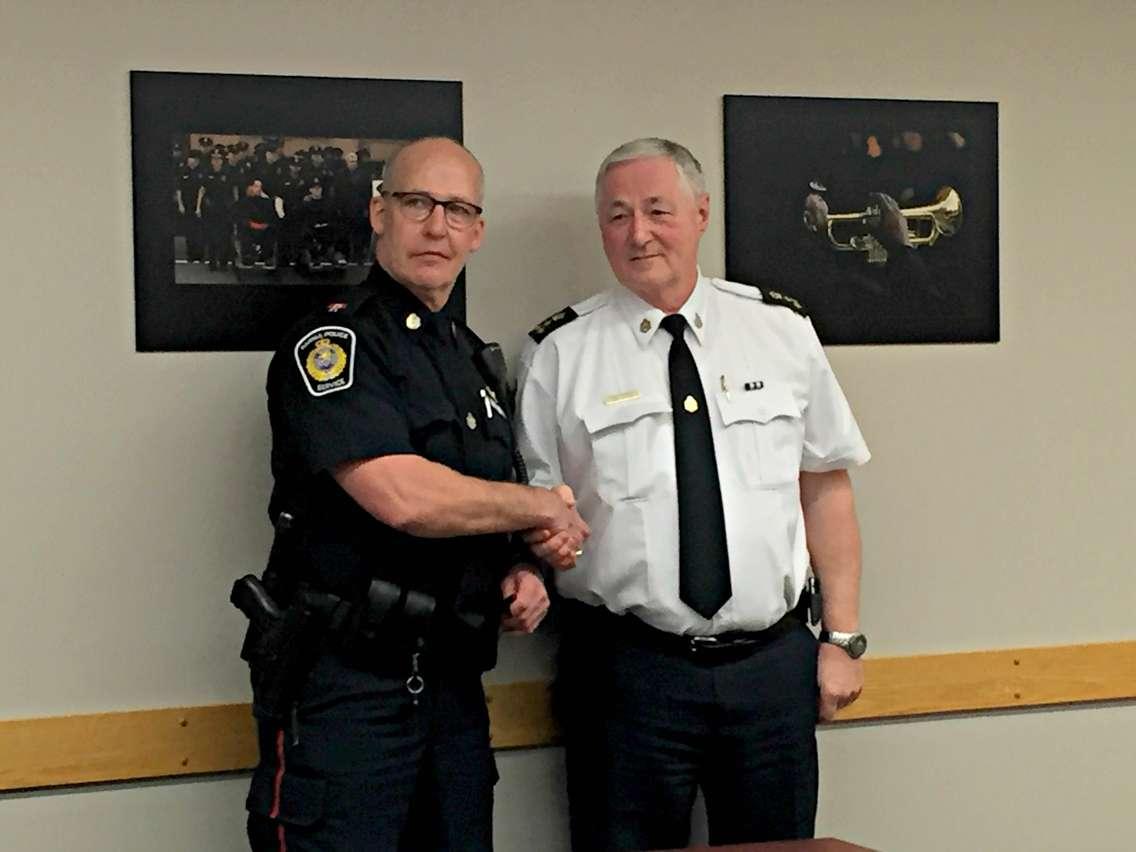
[604,390,641,406]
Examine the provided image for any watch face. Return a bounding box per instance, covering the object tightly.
[847,634,868,658]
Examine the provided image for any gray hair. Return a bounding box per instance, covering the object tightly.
[594,137,706,208]
[381,137,485,203]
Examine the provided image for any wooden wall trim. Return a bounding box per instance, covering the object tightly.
[2,640,1133,792]
[0,704,257,793]
[837,640,1135,721]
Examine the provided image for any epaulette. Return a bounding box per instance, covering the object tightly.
[528,306,579,343]
[282,292,364,349]
[320,286,376,317]
[710,278,763,301]
[760,288,809,318]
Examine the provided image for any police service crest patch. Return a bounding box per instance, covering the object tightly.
[295,326,355,396]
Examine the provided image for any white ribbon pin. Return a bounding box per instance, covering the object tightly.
[480,387,507,419]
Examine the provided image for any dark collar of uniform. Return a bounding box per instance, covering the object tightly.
[362,262,457,338]
[614,271,710,350]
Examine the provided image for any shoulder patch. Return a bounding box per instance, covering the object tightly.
[760,288,809,318]
[528,306,579,343]
[294,325,356,396]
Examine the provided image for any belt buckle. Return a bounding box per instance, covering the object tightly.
[687,635,720,654]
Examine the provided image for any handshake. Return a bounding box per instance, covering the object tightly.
[525,484,590,571]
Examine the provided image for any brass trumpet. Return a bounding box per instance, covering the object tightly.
[805,186,962,265]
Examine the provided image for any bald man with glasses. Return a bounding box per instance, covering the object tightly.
[244,137,588,852]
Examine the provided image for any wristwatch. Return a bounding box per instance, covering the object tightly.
[819,629,868,659]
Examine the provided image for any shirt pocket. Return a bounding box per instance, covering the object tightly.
[582,394,672,501]
[716,382,804,489]
[465,390,516,482]
[406,397,463,471]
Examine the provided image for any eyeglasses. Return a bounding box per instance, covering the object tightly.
[381,191,483,230]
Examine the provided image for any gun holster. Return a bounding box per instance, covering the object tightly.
[231,574,343,720]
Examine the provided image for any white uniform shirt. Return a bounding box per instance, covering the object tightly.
[516,274,870,636]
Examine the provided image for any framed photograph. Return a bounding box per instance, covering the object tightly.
[724,95,998,345]
[130,71,464,351]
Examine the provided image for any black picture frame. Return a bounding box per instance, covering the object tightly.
[130,71,464,351]
[724,95,999,345]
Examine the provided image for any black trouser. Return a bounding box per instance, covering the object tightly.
[246,649,496,852]
[556,603,819,851]
[278,220,302,265]
[180,211,204,260]
[203,210,232,265]
[238,222,277,263]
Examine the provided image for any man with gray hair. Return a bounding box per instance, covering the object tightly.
[516,138,870,849]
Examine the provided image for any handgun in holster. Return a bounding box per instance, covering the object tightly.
[231,574,343,721]
[232,570,444,718]
[231,509,440,719]
[230,509,337,721]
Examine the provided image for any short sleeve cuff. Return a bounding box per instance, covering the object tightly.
[801,445,871,473]
[303,435,417,475]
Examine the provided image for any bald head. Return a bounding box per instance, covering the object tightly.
[370,135,487,312]
[382,137,484,204]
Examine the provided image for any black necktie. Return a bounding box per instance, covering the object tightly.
[659,313,731,619]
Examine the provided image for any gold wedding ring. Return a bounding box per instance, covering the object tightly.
[574,549,584,557]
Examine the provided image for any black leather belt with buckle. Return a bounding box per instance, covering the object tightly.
[615,609,803,662]
[560,598,808,663]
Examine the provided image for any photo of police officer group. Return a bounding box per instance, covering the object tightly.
[172,133,404,285]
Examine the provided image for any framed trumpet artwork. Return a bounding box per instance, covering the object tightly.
[724,95,999,345]
[130,71,463,351]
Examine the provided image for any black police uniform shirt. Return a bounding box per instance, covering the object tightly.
[343,169,375,220]
[176,165,203,210]
[302,194,332,230]
[279,175,306,217]
[248,157,288,199]
[200,168,233,212]
[266,263,517,665]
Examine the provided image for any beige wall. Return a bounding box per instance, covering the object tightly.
[1,1,1133,849]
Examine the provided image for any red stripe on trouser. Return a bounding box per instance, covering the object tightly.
[268,728,287,852]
